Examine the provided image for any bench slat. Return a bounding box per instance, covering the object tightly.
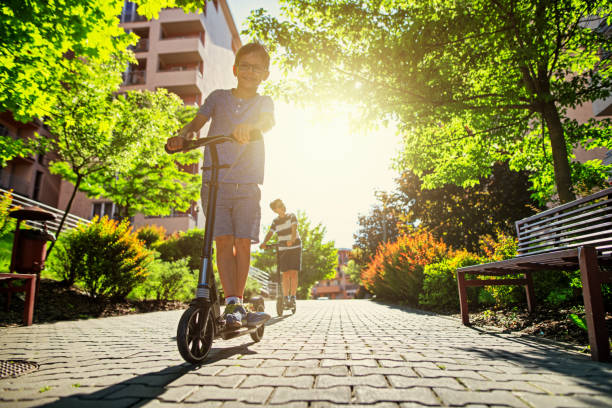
[518,188,612,224]
[518,205,611,241]
[518,213,612,244]
[518,229,612,253]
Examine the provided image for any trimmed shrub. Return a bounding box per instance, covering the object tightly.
[419,250,481,312]
[478,231,524,306]
[136,224,167,248]
[244,276,262,300]
[132,257,195,301]
[49,216,153,299]
[155,228,204,271]
[362,230,449,305]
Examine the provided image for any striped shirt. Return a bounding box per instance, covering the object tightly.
[270,213,301,251]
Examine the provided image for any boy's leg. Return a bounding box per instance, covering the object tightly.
[288,270,298,296]
[216,235,237,298]
[234,237,251,298]
[282,271,291,297]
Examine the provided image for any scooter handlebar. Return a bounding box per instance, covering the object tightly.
[165,129,262,154]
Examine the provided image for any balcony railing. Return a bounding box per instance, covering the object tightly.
[131,38,149,53]
[122,70,146,86]
[1,188,90,234]
[120,12,147,23]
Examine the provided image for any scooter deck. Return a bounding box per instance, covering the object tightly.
[218,322,265,340]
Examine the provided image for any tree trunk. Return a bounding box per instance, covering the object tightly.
[540,101,575,203]
[46,174,83,258]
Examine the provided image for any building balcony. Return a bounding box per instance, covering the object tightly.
[122,70,146,86]
[157,37,204,60]
[131,38,149,53]
[155,68,204,95]
[593,94,612,117]
[312,285,342,295]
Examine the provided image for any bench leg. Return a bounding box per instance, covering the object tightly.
[457,271,470,325]
[524,271,535,313]
[23,276,36,326]
[578,246,609,362]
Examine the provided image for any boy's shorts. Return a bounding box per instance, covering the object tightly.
[201,183,261,243]
[279,247,301,272]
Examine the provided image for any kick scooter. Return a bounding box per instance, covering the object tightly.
[267,243,297,316]
[166,131,266,364]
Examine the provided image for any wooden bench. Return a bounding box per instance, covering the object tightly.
[457,187,612,361]
[0,273,37,326]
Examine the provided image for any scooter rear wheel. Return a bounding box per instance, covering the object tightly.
[250,324,265,342]
[177,305,214,364]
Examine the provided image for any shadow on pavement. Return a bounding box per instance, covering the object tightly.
[381,301,612,397]
[36,343,258,408]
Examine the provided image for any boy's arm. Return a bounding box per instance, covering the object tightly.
[167,113,209,151]
[233,112,275,144]
[178,113,209,139]
[288,224,297,247]
[260,229,274,249]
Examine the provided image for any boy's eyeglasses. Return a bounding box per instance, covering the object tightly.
[237,63,266,75]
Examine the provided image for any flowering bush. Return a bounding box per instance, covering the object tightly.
[136,224,167,248]
[49,216,153,299]
[362,230,449,304]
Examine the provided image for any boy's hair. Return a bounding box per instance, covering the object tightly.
[270,199,285,211]
[234,42,270,70]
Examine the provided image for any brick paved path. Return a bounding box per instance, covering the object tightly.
[1,300,612,407]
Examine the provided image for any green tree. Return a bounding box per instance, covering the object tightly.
[0,0,205,123]
[78,91,201,219]
[253,211,338,299]
[246,0,612,204]
[44,58,142,254]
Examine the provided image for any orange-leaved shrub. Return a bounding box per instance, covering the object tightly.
[361,230,449,304]
[49,216,153,299]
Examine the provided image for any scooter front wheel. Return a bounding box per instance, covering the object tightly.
[177,305,215,364]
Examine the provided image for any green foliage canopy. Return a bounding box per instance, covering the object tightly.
[246,0,612,204]
[78,91,201,218]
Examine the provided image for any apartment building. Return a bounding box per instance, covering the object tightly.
[0,1,242,234]
[311,249,360,300]
[114,0,242,233]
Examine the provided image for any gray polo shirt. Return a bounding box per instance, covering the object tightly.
[198,89,274,184]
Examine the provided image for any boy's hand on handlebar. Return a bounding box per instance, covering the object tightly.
[233,123,255,144]
[166,136,185,152]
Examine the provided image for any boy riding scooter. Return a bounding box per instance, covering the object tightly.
[260,199,301,312]
[167,42,274,330]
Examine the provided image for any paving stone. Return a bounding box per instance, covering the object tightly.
[515,392,612,408]
[460,378,543,393]
[434,388,529,408]
[168,374,245,388]
[354,386,439,405]
[185,386,273,404]
[269,386,352,404]
[285,366,349,376]
[240,375,314,388]
[316,374,388,388]
[387,376,465,390]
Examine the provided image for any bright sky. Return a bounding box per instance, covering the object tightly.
[227,1,400,248]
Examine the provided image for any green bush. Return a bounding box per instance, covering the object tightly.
[131,257,195,301]
[419,250,481,312]
[0,190,16,239]
[244,276,262,300]
[136,224,167,248]
[155,228,204,271]
[48,216,153,299]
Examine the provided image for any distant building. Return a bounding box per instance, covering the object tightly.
[0,1,241,234]
[311,248,360,299]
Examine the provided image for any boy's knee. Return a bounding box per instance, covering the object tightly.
[216,235,234,248]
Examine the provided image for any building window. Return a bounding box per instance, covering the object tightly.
[32,171,43,201]
[92,202,116,219]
